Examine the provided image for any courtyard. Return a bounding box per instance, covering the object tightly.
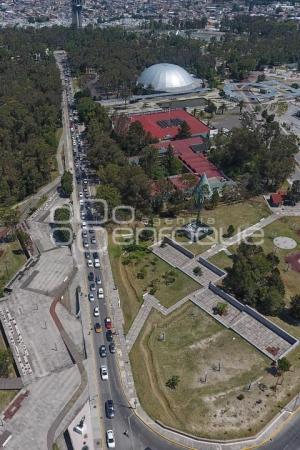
[108,239,199,333]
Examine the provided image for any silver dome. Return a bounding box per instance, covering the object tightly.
[137,63,195,92]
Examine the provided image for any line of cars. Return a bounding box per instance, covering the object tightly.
[62,56,117,449]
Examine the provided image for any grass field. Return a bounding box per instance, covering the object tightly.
[152,197,270,255]
[209,251,233,271]
[108,240,199,334]
[130,302,300,439]
[0,240,26,296]
[0,391,18,412]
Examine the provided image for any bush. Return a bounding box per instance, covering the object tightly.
[237,393,244,401]
[193,266,203,276]
[166,375,180,390]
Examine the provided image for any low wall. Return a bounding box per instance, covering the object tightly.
[4,256,39,294]
[209,283,298,346]
[198,256,226,277]
[162,237,194,259]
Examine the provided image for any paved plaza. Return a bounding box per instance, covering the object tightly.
[2,365,81,450]
[192,287,296,360]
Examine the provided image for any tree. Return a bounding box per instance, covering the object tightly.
[140,146,162,179]
[205,101,217,116]
[176,121,191,139]
[166,375,180,390]
[214,302,228,316]
[193,266,203,276]
[210,189,220,209]
[61,171,73,197]
[96,184,121,211]
[277,357,291,373]
[0,208,19,234]
[290,295,300,320]
[223,243,285,316]
[219,103,227,115]
[238,100,245,113]
[223,224,235,238]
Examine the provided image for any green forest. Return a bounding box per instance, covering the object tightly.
[0,30,61,207]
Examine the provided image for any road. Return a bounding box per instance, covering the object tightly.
[55,50,187,450]
[258,409,300,450]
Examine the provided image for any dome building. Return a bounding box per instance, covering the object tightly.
[137,63,200,93]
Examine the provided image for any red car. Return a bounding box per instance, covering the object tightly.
[104,317,112,330]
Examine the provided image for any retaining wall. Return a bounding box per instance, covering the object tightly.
[198,256,226,277]
[209,283,298,346]
[162,237,194,259]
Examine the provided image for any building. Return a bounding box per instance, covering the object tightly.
[156,137,233,194]
[137,63,202,94]
[129,109,210,140]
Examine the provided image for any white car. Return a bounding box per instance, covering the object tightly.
[88,293,94,302]
[100,365,108,380]
[94,260,100,268]
[97,290,104,299]
[79,192,83,198]
[87,259,93,267]
[81,221,87,229]
[93,306,100,317]
[106,430,115,449]
[79,199,84,205]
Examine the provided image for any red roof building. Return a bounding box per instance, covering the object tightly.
[156,137,223,179]
[129,109,210,141]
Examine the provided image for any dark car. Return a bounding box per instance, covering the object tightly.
[99,345,107,358]
[106,330,113,342]
[88,272,94,282]
[92,252,99,259]
[105,400,115,419]
[109,342,116,354]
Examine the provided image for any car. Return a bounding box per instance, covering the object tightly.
[100,365,108,380]
[83,240,89,248]
[99,344,107,357]
[79,199,84,206]
[83,179,88,184]
[81,221,87,229]
[106,430,115,448]
[96,276,101,285]
[109,342,116,354]
[88,272,94,282]
[93,306,100,317]
[106,330,113,342]
[88,293,94,302]
[90,283,96,291]
[94,322,102,333]
[79,192,83,198]
[91,237,97,244]
[105,400,115,419]
[89,229,95,235]
[82,230,88,238]
[104,317,112,329]
[87,259,93,267]
[98,287,104,294]
[93,252,99,259]
[84,252,90,259]
[94,260,100,268]
[97,291,104,299]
